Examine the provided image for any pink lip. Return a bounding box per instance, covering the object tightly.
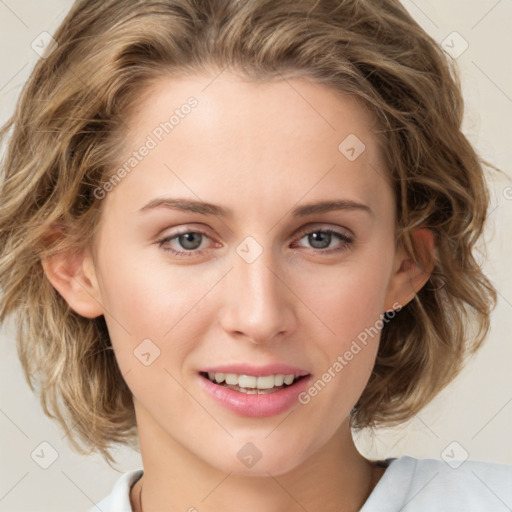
[199,363,310,377]
[198,365,312,417]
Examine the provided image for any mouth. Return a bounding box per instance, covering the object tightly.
[199,371,310,395]
[198,366,312,417]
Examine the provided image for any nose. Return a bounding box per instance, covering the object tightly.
[218,244,298,345]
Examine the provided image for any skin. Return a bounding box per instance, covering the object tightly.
[43,71,434,512]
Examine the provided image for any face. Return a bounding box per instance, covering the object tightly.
[82,71,406,475]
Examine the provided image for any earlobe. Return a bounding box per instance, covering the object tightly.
[384,228,436,311]
[41,245,104,319]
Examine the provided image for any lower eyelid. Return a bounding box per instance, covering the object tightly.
[293,230,353,250]
[158,231,211,253]
[159,228,352,255]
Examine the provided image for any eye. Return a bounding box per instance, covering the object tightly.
[291,227,354,254]
[158,229,215,257]
[157,226,354,258]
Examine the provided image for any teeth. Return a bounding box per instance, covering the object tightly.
[238,374,257,388]
[225,373,238,385]
[206,372,299,389]
[283,375,295,385]
[257,375,275,389]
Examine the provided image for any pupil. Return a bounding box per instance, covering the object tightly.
[180,232,202,250]
[309,232,330,249]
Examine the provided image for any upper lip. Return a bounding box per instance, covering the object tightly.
[199,364,310,378]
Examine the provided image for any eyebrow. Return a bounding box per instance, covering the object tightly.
[138,197,374,218]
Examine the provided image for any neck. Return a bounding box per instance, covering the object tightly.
[130,405,382,512]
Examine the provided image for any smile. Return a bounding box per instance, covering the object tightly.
[201,372,306,394]
[198,370,312,417]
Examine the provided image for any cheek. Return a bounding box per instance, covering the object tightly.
[295,250,392,406]
[97,246,200,332]
[96,258,202,408]
[301,255,393,344]
[95,246,227,382]
[298,279,383,430]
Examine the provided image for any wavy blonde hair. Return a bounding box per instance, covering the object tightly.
[0,0,497,467]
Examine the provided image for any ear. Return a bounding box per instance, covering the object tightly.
[41,240,104,319]
[383,228,436,312]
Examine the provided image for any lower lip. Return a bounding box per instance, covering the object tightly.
[198,374,312,417]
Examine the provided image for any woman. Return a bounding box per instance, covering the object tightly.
[0,1,510,510]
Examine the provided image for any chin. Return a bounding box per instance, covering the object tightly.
[206,444,308,478]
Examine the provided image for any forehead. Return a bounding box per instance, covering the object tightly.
[107,71,391,217]
[127,71,381,150]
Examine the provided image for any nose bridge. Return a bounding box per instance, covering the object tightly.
[220,237,296,342]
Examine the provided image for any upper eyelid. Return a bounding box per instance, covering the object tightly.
[294,224,353,239]
[159,222,352,239]
[158,224,353,248]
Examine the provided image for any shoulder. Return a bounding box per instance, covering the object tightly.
[361,455,512,512]
[87,469,143,512]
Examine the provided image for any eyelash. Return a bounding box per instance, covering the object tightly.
[157,226,354,258]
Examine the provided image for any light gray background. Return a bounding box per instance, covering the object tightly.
[0,1,511,510]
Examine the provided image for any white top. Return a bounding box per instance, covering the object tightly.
[88,455,512,511]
